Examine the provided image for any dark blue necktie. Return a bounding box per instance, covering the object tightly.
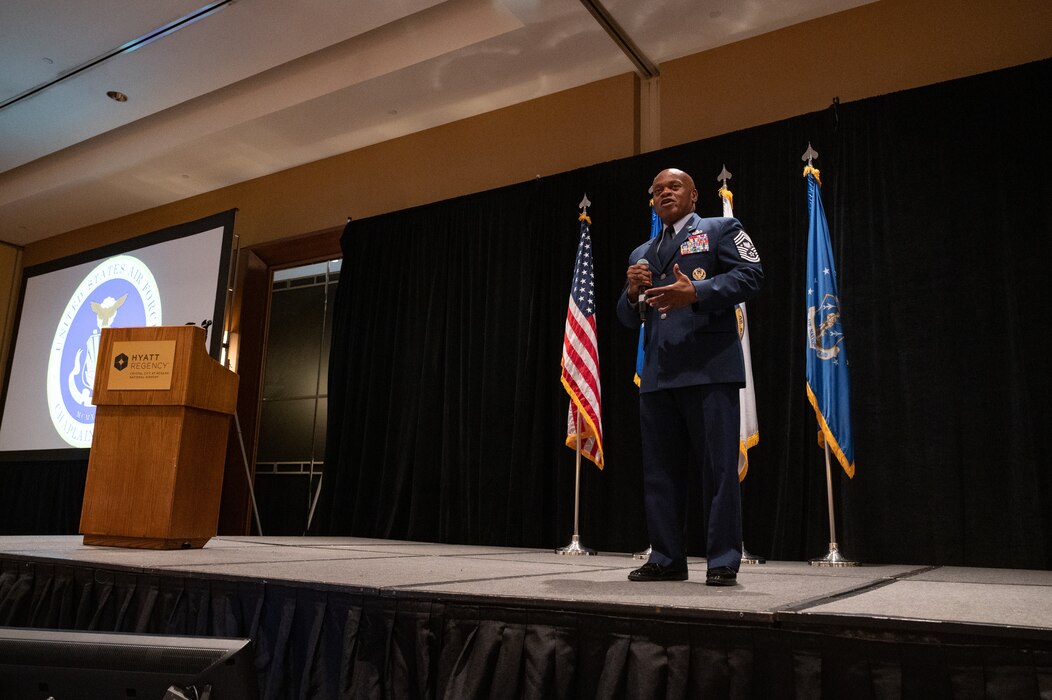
[658,225,675,263]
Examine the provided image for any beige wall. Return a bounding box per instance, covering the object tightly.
[0,243,21,384]
[662,0,1052,147]
[2,0,1050,387]
[19,73,639,269]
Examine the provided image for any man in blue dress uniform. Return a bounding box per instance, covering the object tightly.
[617,168,764,585]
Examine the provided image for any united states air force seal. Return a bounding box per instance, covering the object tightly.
[807,292,844,361]
[46,255,163,447]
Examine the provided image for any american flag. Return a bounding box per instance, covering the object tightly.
[560,214,604,469]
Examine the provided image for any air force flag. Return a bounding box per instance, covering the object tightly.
[804,171,856,477]
[633,201,663,386]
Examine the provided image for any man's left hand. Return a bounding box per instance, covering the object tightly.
[644,264,698,313]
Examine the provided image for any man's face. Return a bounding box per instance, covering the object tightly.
[651,169,697,225]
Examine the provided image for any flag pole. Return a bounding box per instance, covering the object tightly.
[802,144,857,568]
[632,193,663,562]
[718,166,765,566]
[556,410,596,555]
[809,442,857,566]
[557,195,598,556]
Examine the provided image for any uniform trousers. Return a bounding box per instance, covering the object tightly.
[640,382,742,571]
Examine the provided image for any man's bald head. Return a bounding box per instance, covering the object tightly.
[652,169,698,225]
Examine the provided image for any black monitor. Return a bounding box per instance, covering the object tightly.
[0,627,258,699]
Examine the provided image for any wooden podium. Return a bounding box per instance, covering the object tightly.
[80,326,239,549]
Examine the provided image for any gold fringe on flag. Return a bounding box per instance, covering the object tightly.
[717,186,733,208]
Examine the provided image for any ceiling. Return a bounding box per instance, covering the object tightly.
[0,0,872,247]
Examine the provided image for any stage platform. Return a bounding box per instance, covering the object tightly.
[2,536,1051,698]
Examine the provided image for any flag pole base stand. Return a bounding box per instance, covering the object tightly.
[741,544,766,565]
[556,535,596,556]
[809,542,858,567]
[632,545,652,561]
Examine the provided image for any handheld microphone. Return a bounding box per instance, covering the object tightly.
[636,258,649,321]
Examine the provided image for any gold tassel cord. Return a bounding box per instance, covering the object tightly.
[717,186,734,208]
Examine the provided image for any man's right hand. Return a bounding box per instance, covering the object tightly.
[626,262,653,300]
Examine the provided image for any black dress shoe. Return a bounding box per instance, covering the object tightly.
[705,566,737,586]
[628,562,688,582]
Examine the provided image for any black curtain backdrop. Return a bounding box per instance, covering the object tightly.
[0,459,86,535]
[314,59,1052,569]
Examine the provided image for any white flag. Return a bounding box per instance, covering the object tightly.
[721,186,759,480]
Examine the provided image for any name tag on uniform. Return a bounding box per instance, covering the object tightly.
[680,232,709,254]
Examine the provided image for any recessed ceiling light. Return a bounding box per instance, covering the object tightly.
[107,91,128,102]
